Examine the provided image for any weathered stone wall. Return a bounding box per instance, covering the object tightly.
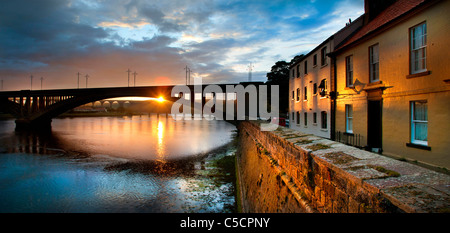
[236,121,450,213]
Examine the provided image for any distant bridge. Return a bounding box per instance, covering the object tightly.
[0,82,267,129]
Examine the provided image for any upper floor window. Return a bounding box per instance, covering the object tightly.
[304,86,307,100]
[313,83,317,95]
[410,22,427,74]
[318,79,327,97]
[321,46,327,66]
[304,60,308,75]
[313,54,317,66]
[291,91,294,101]
[292,69,295,78]
[369,43,379,82]
[296,65,300,78]
[296,88,300,101]
[346,55,353,87]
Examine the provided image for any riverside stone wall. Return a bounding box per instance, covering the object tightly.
[236,121,450,213]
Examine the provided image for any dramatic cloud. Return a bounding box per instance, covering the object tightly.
[0,0,364,90]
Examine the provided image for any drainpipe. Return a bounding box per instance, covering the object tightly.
[330,55,337,141]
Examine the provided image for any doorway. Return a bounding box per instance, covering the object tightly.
[367,100,382,152]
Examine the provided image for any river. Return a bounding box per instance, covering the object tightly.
[0,115,238,213]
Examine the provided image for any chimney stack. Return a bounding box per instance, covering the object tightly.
[364,0,397,22]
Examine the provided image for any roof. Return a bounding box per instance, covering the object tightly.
[334,0,430,53]
[289,14,364,69]
[289,36,333,69]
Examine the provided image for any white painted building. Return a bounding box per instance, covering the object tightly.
[288,17,362,139]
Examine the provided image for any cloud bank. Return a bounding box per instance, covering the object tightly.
[0,0,363,90]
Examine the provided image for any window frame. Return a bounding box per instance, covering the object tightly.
[369,43,379,83]
[318,79,327,97]
[304,112,307,126]
[410,100,428,146]
[304,60,308,75]
[410,22,427,74]
[321,111,327,129]
[346,55,353,87]
[304,86,307,100]
[345,104,353,133]
[321,46,327,66]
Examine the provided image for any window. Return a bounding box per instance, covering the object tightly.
[304,60,308,75]
[292,69,295,78]
[318,79,327,97]
[321,46,327,66]
[346,55,353,87]
[304,112,307,126]
[292,112,294,122]
[296,65,300,78]
[296,88,300,101]
[296,111,300,125]
[313,54,317,66]
[313,112,317,124]
[369,44,379,82]
[313,83,317,95]
[304,86,307,100]
[410,22,427,74]
[345,105,353,133]
[411,101,428,145]
[292,91,294,100]
[321,111,327,129]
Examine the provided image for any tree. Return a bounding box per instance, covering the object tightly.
[266,61,290,84]
[266,55,304,116]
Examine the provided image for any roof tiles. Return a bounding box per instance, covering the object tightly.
[335,0,427,51]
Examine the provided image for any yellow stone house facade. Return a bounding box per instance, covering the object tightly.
[332,0,450,169]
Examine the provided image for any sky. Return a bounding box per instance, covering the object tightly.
[0,0,364,91]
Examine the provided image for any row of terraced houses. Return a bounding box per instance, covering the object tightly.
[288,0,450,170]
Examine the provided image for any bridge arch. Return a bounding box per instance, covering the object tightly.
[103,101,111,108]
[0,86,178,129]
[93,101,102,108]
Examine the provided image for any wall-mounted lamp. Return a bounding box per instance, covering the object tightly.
[351,79,366,94]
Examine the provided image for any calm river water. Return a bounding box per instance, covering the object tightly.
[0,115,237,213]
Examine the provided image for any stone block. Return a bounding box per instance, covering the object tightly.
[348,196,361,213]
[322,179,335,199]
[314,186,321,202]
[333,188,349,213]
[320,190,327,207]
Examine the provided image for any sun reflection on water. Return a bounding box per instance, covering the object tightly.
[157,120,165,161]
